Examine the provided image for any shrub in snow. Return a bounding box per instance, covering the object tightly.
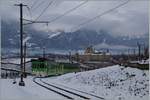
[46,65,149,100]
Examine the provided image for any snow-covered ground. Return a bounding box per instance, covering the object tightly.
[43,65,149,100]
[130,59,149,65]
[0,76,67,100]
[1,58,34,73]
[0,65,149,100]
[1,58,34,64]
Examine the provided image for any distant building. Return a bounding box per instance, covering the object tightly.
[74,46,111,62]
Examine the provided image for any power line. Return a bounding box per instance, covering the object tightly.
[34,0,54,21]
[30,0,39,9]
[47,0,88,24]
[32,0,46,10]
[71,0,130,31]
[26,6,33,20]
[23,18,49,25]
[23,0,88,26]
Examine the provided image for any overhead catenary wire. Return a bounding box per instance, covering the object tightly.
[30,0,39,9]
[46,0,88,24]
[21,0,130,32]
[31,0,46,10]
[27,0,88,26]
[34,0,54,21]
[26,6,33,20]
[71,0,130,32]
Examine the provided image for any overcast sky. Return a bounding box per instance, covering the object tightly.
[1,0,149,37]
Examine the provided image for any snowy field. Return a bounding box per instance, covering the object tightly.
[130,59,149,64]
[1,58,33,73]
[0,77,67,100]
[43,65,149,100]
[0,65,149,100]
[1,58,34,64]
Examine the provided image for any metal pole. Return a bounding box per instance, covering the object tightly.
[23,42,26,78]
[69,51,72,63]
[43,47,45,58]
[137,42,141,61]
[19,3,25,86]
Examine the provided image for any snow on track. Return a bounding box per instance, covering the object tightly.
[0,76,67,100]
[41,78,104,100]
[44,81,105,100]
[33,78,73,100]
[35,77,93,100]
[42,65,149,100]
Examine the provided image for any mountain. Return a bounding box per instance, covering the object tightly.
[1,19,49,49]
[41,29,149,50]
[1,19,149,52]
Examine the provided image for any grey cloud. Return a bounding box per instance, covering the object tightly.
[1,0,149,36]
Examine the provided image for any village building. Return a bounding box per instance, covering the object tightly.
[74,46,112,62]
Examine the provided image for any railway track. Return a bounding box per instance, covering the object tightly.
[41,79,105,100]
[33,77,73,99]
[33,77,91,100]
[40,79,90,100]
[45,81,105,100]
[33,77,105,100]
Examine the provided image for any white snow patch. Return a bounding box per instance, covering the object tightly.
[23,36,31,45]
[94,43,133,50]
[43,65,149,100]
[130,59,149,64]
[2,58,33,64]
[48,32,61,39]
[0,77,66,100]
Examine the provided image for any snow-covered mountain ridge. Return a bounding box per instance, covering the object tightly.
[2,20,148,50]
